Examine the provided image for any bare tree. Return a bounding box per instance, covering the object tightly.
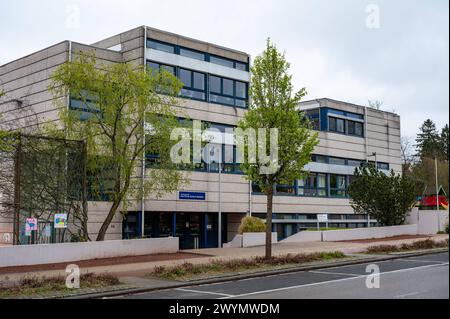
[367,99,384,110]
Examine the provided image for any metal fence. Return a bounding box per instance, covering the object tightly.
[0,133,88,245]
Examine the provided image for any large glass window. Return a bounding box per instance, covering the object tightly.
[330,174,346,197]
[147,61,175,75]
[209,75,247,108]
[348,120,364,137]
[210,55,234,68]
[146,39,175,54]
[179,47,205,61]
[329,117,345,133]
[179,68,206,101]
[298,173,326,197]
[329,157,346,166]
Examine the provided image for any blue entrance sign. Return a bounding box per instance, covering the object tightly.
[179,191,206,200]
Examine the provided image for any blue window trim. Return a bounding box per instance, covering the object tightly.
[146,59,248,108]
[146,38,249,71]
[146,38,176,54]
[179,67,207,102]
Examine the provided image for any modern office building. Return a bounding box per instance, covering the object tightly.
[0,26,402,248]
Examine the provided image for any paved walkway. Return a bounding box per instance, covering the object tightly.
[0,234,447,286]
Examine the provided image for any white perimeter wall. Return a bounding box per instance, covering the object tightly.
[0,237,179,267]
[281,225,418,243]
[406,209,449,235]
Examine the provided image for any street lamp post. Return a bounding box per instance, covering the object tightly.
[366,152,377,228]
[435,157,440,232]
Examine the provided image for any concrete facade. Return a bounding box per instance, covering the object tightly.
[0,26,402,248]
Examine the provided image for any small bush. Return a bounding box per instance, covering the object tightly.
[238,216,266,234]
[366,238,449,254]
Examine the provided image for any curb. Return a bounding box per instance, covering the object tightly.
[61,248,448,299]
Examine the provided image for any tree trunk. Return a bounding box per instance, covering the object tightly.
[96,199,121,241]
[265,187,274,259]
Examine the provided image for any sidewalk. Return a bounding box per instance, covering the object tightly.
[1,234,447,287]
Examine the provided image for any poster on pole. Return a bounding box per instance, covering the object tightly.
[54,213,68,229]
[25,218,38,236]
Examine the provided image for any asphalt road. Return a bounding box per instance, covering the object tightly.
[117,252,449,299]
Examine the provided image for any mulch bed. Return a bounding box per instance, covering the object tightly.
[335,234,432,244]
[0,252,209,275]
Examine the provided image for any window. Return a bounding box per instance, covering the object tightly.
[348,120,364,137]
[209,75,247,108]
[329,157,346,166]
[347,159,363,167]
[377,162,389,170]
[329,117,345,133]
[276,183,296,195]
[146,39,175,54]
[179,68,206,100]
[210,55,234,68]
[311,154,327,163]
[330,174,346,197]
[298,173,326,197]
[235,62,247,71]
[146,61,175,75]
[179,47,205,61]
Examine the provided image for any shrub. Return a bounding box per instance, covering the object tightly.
[238,216,266,234]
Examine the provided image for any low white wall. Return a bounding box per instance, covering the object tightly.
[223,234,243,248]
[281,225,419,243]
[322,225,418,242]
[0,237,179,267]
[242,232,278,248]
[406,209,449,235]
[281,231,322,243]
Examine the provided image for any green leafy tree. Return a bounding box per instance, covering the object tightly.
[349,163,417,226]
[238,39,318,259]
[415,119,441,159]
[48,53,188,241]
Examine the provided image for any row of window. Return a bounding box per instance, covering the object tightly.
[147,61,248,108]
[329,116,364,136]
[253,213,371,221]
[311,154,390,170]
[147,38,249,71]
[252,173,356,198]
[305,108,365,137]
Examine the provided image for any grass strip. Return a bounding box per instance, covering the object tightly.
[0,273,120,298]
[365,238,449,254]
[148,251,346,281]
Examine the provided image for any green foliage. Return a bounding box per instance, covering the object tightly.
[47,53,187,240]
[237,39,318,258]
[415,119,443,159]
[238,216,266,233]
[348,163,417,226]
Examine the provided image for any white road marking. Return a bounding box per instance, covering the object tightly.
[219,262,449,299]
[394,291,420,298]
[176,288,235,297]
[309,270,361,277]
[403,258,448,264]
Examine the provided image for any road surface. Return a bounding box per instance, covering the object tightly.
[115,252,449,299]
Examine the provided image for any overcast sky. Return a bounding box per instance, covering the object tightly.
[0,0,448,138]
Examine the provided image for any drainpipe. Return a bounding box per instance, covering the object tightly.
[364,106,370,228]
[141,26,147,238]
